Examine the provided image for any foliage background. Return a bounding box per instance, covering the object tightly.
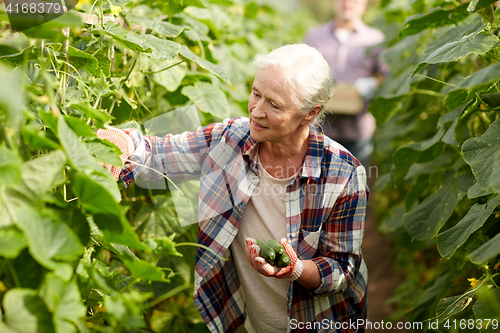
[0,1,315,332]
[1,0,500,332]
[369,0,500,331]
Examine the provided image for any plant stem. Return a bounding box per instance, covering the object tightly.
[99,0,104,27]
[125,277,141,291]
[175,242,229,261]
[487,272,498,288]
[414,74,456,86]
[142,60,185,74]
[8,260,21,288]
[108,54,139,115]
[145,282,189,309]
[413,89,444,97]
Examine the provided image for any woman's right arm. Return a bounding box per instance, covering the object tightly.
[98,122,222,186]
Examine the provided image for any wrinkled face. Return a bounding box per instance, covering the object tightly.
[333,0,367,22]
[248,66,309,143]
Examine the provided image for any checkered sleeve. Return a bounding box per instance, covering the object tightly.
[119,123,221,187]
[310,164,369,296]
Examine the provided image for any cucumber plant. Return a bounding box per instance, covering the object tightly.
[371,0,500,330]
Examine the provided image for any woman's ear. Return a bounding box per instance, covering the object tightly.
[303,104,321,123]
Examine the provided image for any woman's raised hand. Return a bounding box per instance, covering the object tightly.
[96,127,134,181]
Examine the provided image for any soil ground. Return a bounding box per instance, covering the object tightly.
[362,197,406,332]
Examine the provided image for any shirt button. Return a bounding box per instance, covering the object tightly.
[291,232,297,238]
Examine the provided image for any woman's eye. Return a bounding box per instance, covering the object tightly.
[253,92,260,98]
[270,103,278,109]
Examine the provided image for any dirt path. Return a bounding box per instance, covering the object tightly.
[362,198,405,331]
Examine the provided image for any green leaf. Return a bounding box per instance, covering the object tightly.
[437,195,500,258]
[422,15,485,59]
[20,150,66,196]
[381,33,424,75]
[468,0,499,13]
[2,289,54,333]
[442,118,459,146]
[174,0,205,8]
[179,45,230,82]
[175,13,211,42]
[406,268,452,322]
[400,4,470,37]
[134,195,182,239]
[491,157,500,193]
[0,146,22,186]
[67,46,100,76]
[39,109,59,134]
[20,12,83,41]
[468,232,500,264]
[85,140,123,167]
[101,0,133,10]
[462,118,500,190]
[120,253,170,282]
[97,22,153,53]
[481,92,500,108]
[21,126,61,150]
[473,287,500,323]
[40,274,86,333]
[445,61,500,111]
[126,15,186,37]
[72,171,121,215]
[468,0,482,12]
[0,228,28,258]
[151,234,183,257]
[378,204,406,234]
[181,81,230,119]
[454,100,478,145]
[435,292,475,322]
[467,182,495,199]
[368,70,424,125]
[405,173,430,211]
[92,213,148,251]
[99,23,181,60]
[14,206,84,280]
[151,59,187,92]
[71,102,114,128]
[392,126,445,185]
[404,172,473,240]
[58,115,101,172]
[412,31,499,76]
[65,117,96,137]
[103,290,150,328]
[0,64,24,129]
[140,34,181,60]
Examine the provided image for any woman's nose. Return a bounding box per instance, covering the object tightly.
[250,99,266,118]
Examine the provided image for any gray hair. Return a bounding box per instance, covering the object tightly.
[253,43,334,126]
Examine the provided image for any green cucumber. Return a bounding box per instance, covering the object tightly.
[275,254,291,268]
[266,239,285,256]
[256,239,276,264]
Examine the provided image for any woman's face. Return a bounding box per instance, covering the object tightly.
[248,66,311,144]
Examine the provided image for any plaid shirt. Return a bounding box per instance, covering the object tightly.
[121,117,368,333]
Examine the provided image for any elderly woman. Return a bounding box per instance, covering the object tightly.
[98,44,368,333]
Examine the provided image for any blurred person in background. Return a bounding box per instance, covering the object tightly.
[304,0,389,168]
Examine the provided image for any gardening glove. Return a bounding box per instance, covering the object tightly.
[96,127,135,181]
[245,237,303,281]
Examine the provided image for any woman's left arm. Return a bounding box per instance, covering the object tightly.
[307,164,369,295]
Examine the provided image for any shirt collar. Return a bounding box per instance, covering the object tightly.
[242,125,324,181]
